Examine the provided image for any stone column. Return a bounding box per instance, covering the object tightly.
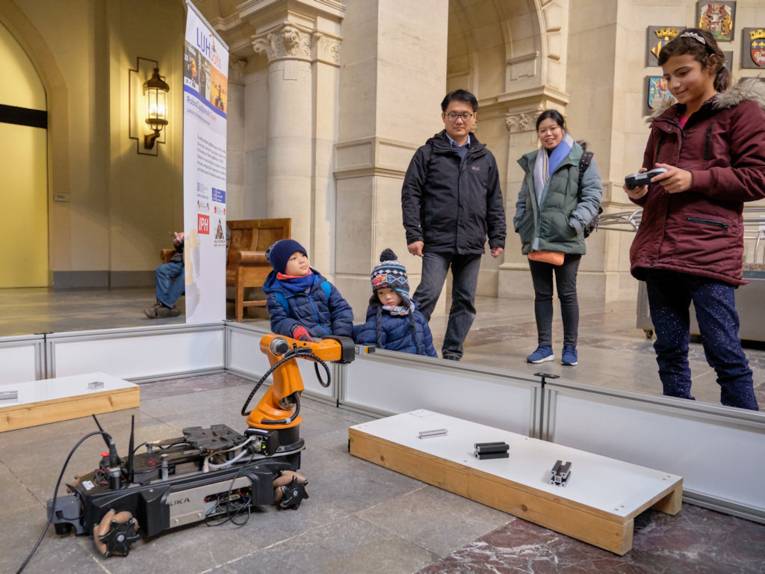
[253,24,314,248]
[498,108,548,298]
[334,0,449,318]
[310,31,342,277]
[226,59,247,219]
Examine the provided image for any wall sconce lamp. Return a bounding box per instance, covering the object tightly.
[143,67,169,149]
[129,57,170,156]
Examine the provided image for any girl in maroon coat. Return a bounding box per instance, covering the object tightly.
[626,28,765,411]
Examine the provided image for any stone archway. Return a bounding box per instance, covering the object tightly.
[446,0,570,298]
[0,1,71,275]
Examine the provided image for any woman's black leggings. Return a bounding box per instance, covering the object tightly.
[528,254,581,347]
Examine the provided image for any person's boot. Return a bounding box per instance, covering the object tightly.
[155,305,181,318]
[143,302,162,319]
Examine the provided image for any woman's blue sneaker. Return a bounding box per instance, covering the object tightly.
[561,345,578,366]
[527,346,554,364]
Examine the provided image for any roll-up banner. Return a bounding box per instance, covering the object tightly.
[183,1,228,324]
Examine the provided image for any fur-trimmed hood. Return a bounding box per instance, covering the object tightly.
[715,77,765,110]
[649,77,765,122]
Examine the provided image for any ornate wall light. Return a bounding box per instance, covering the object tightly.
[129,57,170,156]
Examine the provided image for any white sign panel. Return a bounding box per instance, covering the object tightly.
[183,1,228,323]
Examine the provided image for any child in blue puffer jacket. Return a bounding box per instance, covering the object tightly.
[262,239,353,340]
[353,249,436,357]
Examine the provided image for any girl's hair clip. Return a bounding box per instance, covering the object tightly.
[680,31,707,45]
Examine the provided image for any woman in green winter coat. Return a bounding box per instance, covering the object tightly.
[513,110,603,367]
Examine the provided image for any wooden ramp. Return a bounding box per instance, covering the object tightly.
[349,409,682,555]
[0,372,140,432]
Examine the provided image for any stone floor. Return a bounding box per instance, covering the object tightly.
[1,373,763,573]
[1,287,763,409]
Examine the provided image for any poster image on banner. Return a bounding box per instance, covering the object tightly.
[183,1,228,324]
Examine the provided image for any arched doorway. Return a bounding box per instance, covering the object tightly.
[446,0,571,298]
[0,20,48,287]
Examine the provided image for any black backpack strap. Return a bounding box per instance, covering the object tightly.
[577,151,594,194]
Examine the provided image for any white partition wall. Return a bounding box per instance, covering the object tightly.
[0,335,44,383]
[225,323,337,402]
[543,382,765,523]
[342,351,541,437]
[6,320,765,521]
[48,324,225,381]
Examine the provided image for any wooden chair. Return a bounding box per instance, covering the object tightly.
[226,218,291,321]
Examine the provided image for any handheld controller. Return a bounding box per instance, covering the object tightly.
[624,167,667,189]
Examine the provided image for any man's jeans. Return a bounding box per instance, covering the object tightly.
[155,261,185,309]
[646,271,759,411]
[413,252,482,359]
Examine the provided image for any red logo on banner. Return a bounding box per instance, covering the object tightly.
[198,213,210,235]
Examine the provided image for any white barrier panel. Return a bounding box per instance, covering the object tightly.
[225,323,336,401]
[544,383,765,521]
[0,335,43,383]
[342,351,541,436]
[49,324,225,380]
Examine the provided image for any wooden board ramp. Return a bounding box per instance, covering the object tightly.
[349,409,682,555]
[0,372,140,432]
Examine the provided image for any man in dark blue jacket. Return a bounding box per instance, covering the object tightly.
[401,89,506,360]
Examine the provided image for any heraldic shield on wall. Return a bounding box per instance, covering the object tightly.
[645,76,674,116]
[697,1,736,42]
[646,26,684,66]
[742,28,765,69]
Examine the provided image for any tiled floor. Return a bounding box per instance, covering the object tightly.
[1,373,762,573]
[1,287,763,409]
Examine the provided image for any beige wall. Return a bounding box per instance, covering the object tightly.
[105,0,184,281]
[2,0,183,288]
[0,20,45,108]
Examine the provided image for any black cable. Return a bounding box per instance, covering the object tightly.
[204,465,251,528]
[129,440,190,459]
[16,431,108,574]
[240,347,313,416]
[312,356,331,388]
[240,345,331,422]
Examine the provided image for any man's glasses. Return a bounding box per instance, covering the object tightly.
[445,111,474,121]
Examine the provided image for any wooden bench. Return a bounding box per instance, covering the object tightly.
[226,218,291,321]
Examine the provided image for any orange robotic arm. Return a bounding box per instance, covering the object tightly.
[244,334,355,430]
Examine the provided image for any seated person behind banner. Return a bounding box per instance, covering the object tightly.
[353,249,436,357]
[144,232,185,319]
[262,239,353,341]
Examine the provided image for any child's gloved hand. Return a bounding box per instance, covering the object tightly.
[291,325,313,341]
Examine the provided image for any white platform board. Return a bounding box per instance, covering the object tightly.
[0,372,140,432]
[350,409,683,554]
